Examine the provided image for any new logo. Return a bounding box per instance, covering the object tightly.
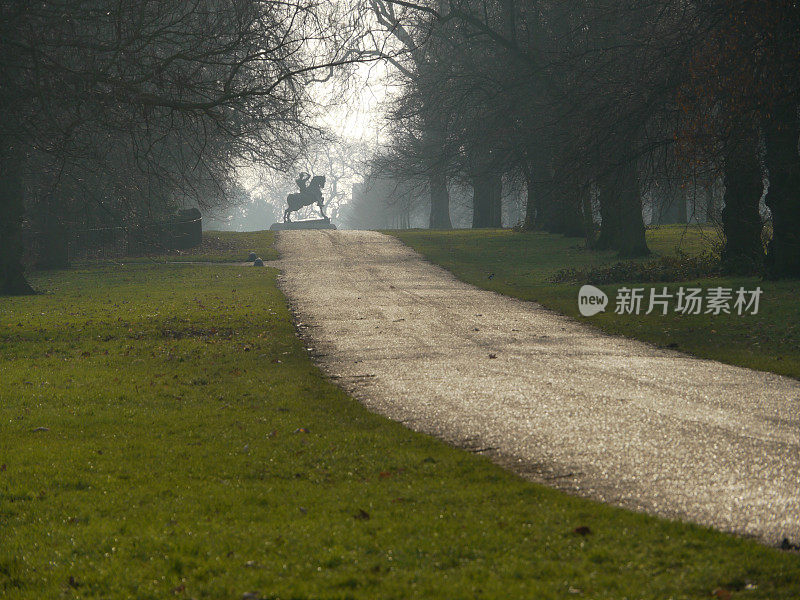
[578,285,608,317]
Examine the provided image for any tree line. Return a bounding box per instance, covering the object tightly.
[368,0,800,278]
[0,0,360,294]
[2,1,797,294]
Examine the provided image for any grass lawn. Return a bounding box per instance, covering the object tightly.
[124,230,280,264]
[2,230,798,599]
[391,226,800,380]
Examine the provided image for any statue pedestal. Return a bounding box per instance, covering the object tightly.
[270,218,336,231]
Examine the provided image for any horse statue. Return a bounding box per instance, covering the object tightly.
[284,172,327,222]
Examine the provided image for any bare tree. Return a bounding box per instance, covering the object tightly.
[367,0,455,228]
[1,0,364,294]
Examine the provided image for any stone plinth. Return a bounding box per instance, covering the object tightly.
[270,219,336,231]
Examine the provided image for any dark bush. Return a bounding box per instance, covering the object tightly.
[550,252,723,284]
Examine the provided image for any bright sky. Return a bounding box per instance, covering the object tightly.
[237,59,390,184]
[317,60,392,144]
[226,66,390,229]
[233,9,400,220]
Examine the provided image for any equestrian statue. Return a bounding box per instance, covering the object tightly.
[284,172,327,222]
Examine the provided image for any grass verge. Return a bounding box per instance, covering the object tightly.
[391,226,800,380]
[122,230,279,264]
[2,230,798,598]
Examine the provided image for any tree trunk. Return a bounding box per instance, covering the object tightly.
[523,146,555,231]
[471,171,502,228]
[501,0,516,43]
[763,100,800,279]
[703,183,718,223]
[615,160,649,257]
[33,197,71,269]
[721,121,764,269]
[0,148,35,295]
[428,169,452,229]
[582,188,595,239]
[538,191,562,233]
[678,187,688,223]
[595,160,649,256]
[557,177,587,238]
[489,174,502,227]
[655,182,688,224]
[595,171,618,249]
[423,114,452,230]
[523,166,537,230]
[538,161,566,233]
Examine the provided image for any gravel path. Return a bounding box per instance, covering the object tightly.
[276,229,800,545]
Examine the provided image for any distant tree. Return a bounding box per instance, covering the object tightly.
[342,163,426,230]
[367,0,455,228]
[375,0,697,255]
[677,0,800,276]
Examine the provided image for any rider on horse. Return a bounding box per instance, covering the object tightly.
[284,172,327,222]
[295,172,310,193]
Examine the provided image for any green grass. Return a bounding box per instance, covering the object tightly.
[2,230,798,599]
[120,230,279,264]
[392,226,800,380]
